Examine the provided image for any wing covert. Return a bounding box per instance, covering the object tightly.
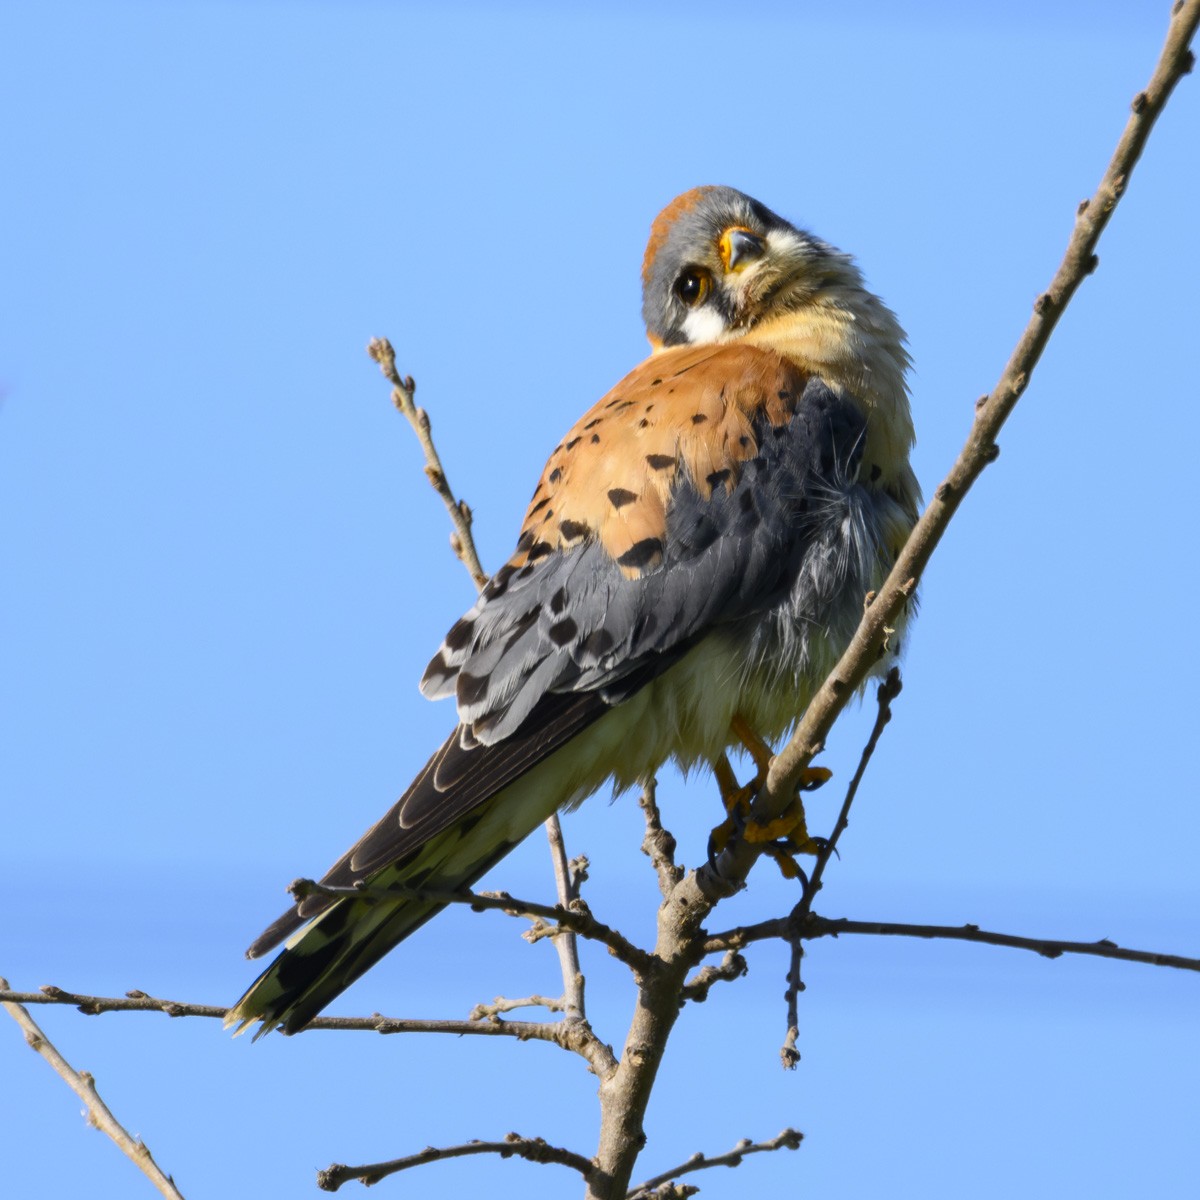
[421,341,868,744]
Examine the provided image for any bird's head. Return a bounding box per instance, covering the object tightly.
[641,185,867,350]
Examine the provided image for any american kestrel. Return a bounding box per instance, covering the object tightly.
[228,186,920,1035]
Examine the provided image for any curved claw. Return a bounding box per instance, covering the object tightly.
[763,842,811,888]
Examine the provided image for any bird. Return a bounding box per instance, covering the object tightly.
[226,185,920,1036]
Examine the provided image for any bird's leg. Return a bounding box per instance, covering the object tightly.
[728,714,831,875]
[707,753,752,859]
[730,714,831,795]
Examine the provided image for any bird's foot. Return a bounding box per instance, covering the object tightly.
[708,752,833,876]
[707,771,755,862]
[743,791,829,880]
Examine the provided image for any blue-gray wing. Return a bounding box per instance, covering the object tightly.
[421,342,867,749]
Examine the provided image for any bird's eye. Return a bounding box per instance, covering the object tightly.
[674,269,712,307]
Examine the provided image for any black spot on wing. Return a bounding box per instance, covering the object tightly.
[484,563,517,600]
[579,628,615,663]
[617,537,664,571]
[548,617,579,646]
[677,512,721,554]
[608,488,637,509]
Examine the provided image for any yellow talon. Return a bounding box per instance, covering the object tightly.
[709,753,754,854]
[764,843,806,879]
[709,718,833,876]
[744,798,806,844]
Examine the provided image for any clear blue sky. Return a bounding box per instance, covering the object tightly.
[2,2,1197,1197]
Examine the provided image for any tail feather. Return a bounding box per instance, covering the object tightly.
[225,796,533,1036]
[226,888,448,1037]
[229,682,638,1035]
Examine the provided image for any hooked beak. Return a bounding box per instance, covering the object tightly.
[719,226,765,272]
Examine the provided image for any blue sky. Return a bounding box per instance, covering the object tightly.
[2,2,1197,1197]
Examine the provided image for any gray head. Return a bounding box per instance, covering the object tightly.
[640,185,860,349]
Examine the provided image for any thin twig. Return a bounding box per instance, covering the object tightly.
[779,938,804,1070]
[625,1129,803,1199]
[367,336,488,590]
[289,878,653,974]
[470,994,567,1020]
[804,917,1200,972]
[767,667,902,1070]
[317,1132,596,1192]
[545,813,588,1020]
[0,985,616,1070]
[1,979,186,1200]
[5,986,228,1019]
[701,910,1200,975]
[312,1013,618,1074]
[368,335,594,1026]
[680,951,748,1003]
[639,779,683,897]
[798,667,902,917]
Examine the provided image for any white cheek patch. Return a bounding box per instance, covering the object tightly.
[680,305,729,344]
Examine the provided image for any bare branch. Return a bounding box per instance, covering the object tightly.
[545,813,588,1020]
[626,1129,803,1199]
[367,335,488,590]
[0,985,616,1072]
[805,916,1200,973]
[317,1131,596,1192]
[639,779,683,897]
[702,907,1200,976]
[1,979,186,1200]
[798,667,903,916]
[680,951,748,1004]
[5,986,229,1019]
[470,994,567,1020]
[765,669,902,1069]
[779,938,804,1070]
[368,339,600,1032]
[289,877,654,974]
[310,1012,620,1075]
